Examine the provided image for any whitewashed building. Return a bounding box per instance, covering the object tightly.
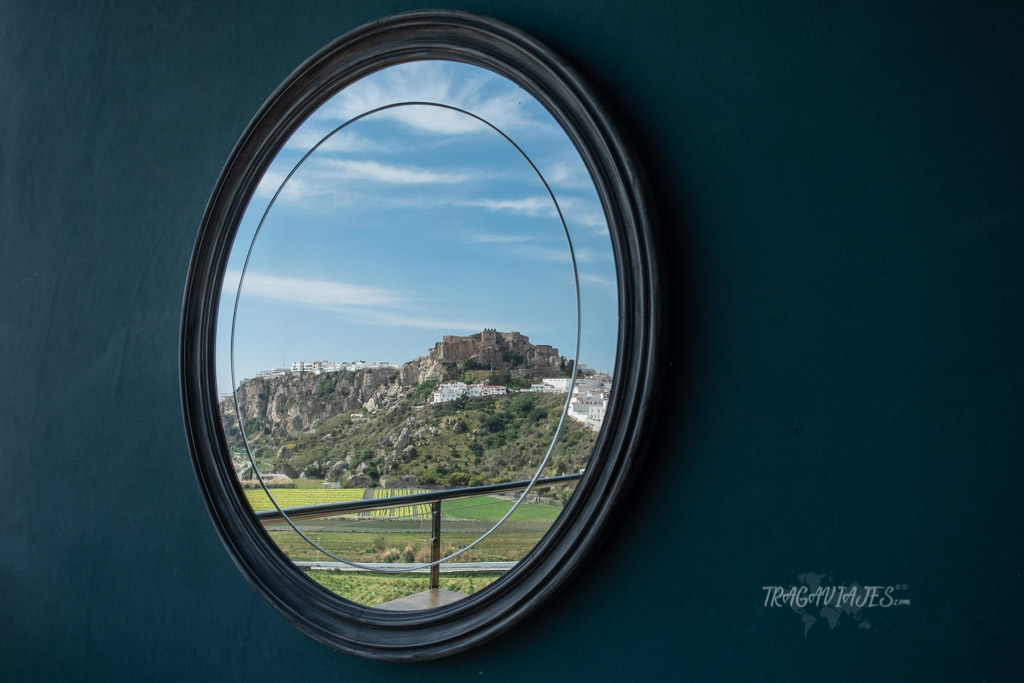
[289,359,395,375]
[432,382,468,403]
[291,360,337,374]
[567,389,610,431]
[346,360,395,371]
[468,383,506,397]
[566,376,613,431]
[432,381,507,403]
[529,377,573,393]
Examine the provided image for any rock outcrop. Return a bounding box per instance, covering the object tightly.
[222,330,565,434]
[223,366,400,433]
[428,329,561,372]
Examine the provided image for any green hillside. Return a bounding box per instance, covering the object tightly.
[223,378,596,489]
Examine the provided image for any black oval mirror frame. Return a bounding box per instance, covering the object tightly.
[181,10,661,661]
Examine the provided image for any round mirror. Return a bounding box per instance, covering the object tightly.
[182,10,660,660]
[219,61,615,600]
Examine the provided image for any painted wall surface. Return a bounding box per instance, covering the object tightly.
[3,1,1022,680]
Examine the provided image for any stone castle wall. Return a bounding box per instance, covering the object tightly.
[429,330,560,370]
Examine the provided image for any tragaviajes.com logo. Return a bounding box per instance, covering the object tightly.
[763,572,910,635]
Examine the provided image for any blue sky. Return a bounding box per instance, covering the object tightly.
[217,61,618,392]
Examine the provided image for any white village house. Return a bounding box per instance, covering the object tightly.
[527,375,613,432]
[289,359,396,375]
[432,382,507,403]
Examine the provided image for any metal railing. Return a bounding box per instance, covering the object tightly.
[255,473,582,589]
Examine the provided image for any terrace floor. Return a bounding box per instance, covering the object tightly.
[374,588,468,611]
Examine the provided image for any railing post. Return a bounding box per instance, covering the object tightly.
[430,500,441,590]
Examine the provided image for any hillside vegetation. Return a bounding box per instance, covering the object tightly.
[220,332,596,489]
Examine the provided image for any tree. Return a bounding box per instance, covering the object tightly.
[509,392,538,416]
[483,413,507,433]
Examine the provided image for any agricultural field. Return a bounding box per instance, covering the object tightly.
[306,570,501,607]
[370,488,432,518]
[266,524,549,565]
[244,485,565,522]
[243,486,364,512]
[442,496,562,521]
[290,477,333,489]
[256,489,564,606]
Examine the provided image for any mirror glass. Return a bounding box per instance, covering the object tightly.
[215,60,617,609]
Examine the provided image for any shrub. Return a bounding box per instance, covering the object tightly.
[244,418,264,435]
[483,413,506,433]
[509,393,538,416]
[465,396,494,412]
[446,471,470,487]
[411,379,439,402]
[238,473,295,488]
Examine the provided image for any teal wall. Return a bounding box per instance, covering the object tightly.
[3,1,1022,680]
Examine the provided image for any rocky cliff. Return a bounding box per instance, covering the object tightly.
[419,329,561,380]
[220,331,588,487]
[398,329,563,385]
[225,330,566,433]
[223,366,402,434]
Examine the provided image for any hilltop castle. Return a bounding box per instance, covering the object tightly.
[428,329,561,371]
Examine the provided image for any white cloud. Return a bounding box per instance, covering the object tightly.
[460,230,533,245]
[579,272,617,289]
[225,271,523,333]
[283,128,380,154]
[570,211,608,231]
[500,244,609,265]
[544,161,595,191]
[252,169,335,203]
[456,195,608,236]
[320,158,473,184]
[341,307,518,332]
[455,227,610,266]
[378,105,493,136]
[319,62,558,137]
[253,169,285,200]
[554,196,608,233]
[459,196,557,217]
[231,272,408,308]
[460,237,575,265]
[251,155,482,208]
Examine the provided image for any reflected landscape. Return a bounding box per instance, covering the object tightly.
[216,61,617,608]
